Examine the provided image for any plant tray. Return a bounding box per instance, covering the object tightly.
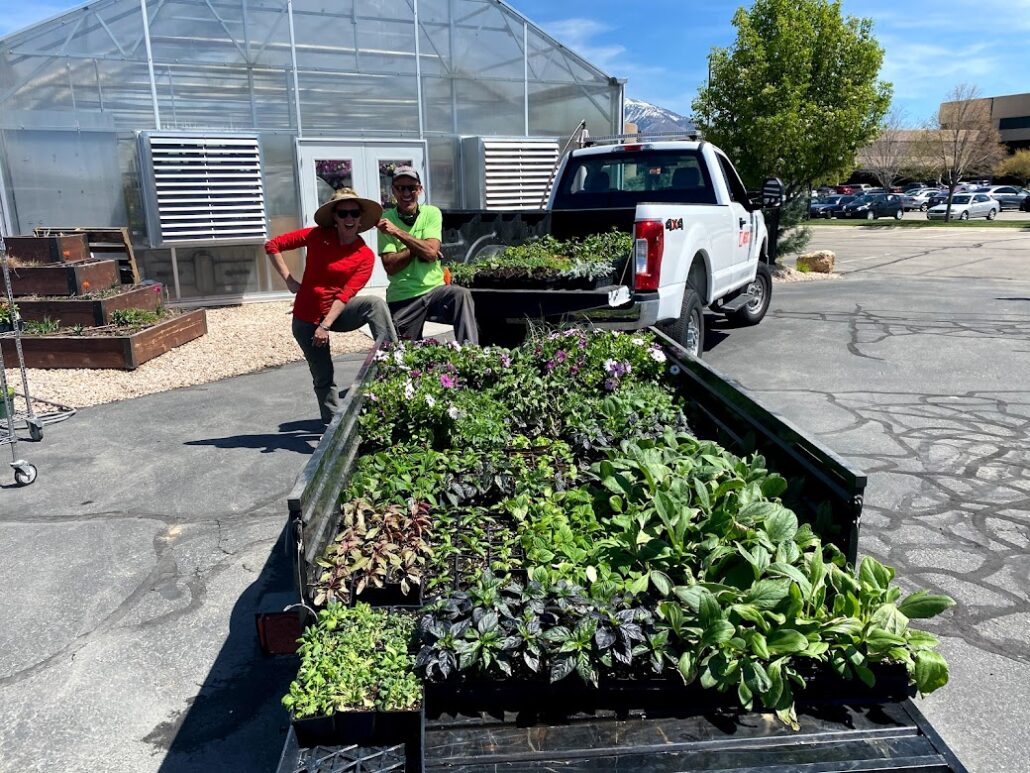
[0,308,207,370]
[1,259,120,297]
[353,581,424,609]
[291,707,423,750]
[3,234,90,264]
[15,285,162,326]
[424,663,913,719]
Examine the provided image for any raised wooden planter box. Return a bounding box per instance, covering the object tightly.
[1,309,207,370]
[4,234,90,264]
[1,260,120,297]
[16,285,162,326]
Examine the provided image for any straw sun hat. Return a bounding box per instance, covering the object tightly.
[313,188,383,231]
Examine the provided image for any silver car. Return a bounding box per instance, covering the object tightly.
[926,193,999,220]
[973,185,1030,211]
[902,189,935,211]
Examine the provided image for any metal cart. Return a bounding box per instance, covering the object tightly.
[1,235,39,486]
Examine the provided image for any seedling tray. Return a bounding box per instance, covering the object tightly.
[352,581,423,608]
[291,707,423,755]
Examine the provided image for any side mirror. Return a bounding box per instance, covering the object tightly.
[760,177,785,208]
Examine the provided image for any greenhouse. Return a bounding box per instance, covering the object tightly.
[0,0,622,301]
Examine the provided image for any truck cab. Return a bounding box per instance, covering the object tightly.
[545,140,779,356]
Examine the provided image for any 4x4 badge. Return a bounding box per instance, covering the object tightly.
[665,218,684,231]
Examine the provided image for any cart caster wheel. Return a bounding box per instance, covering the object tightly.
[12,462,37,486]
[28,420,44,442]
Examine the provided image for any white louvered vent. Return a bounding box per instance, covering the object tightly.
[481,139,559,210]
[140,133,267,246]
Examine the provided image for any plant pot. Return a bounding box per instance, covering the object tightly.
[290,712,338,748]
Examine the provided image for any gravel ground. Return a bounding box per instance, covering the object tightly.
[3,301,372,411]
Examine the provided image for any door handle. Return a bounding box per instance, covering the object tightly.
[738,218,747,228]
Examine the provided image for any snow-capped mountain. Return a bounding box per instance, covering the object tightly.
[624,97,695,135]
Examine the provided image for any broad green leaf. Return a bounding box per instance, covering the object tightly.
[674,585,705,611]
[700,620,736,648]
[694,479,712,511]
[865,627,906,653]
[739,501,779,523]
[760,475,788,498]
[766,629,809,655]
[749,631,770,659]
[677,651,696,683]
[730,603,768,629]
[872,603,909,636]
[737,678,754,709]
[698,589,722,628]
[859,556,894,591]
[764,508,798,543]
[650,570,673,596]
[627,573,650,595]
[767,562,812,597]
[906,630,941,650]
[914,651,949,694]
[745,578,791,610]
[822,618,864,637]
[897,590,956,619]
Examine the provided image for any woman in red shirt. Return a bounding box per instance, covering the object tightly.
[265,188,397,425]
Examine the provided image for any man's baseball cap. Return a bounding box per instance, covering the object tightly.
[391,165,421,183]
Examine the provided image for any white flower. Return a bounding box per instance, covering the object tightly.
[447,405,463,420]
[403,380,415,399]
[603,358,617,374]
[393,350,406,365]
[631,337,645,346]
[649,348,667,363]
[425,394,436,408]
[448,341,462,351]
[373,349,390,362]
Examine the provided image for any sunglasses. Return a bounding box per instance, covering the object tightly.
[393,184,419,193]
[335,208,362,219]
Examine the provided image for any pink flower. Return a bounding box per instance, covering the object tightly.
[440,374,456,388]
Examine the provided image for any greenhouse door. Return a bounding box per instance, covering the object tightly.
[296,140,427,288]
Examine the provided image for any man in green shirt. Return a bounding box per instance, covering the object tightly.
[376,166,478,343]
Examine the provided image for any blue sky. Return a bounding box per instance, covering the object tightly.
[1,0,1026,125]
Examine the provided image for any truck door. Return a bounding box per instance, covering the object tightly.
[714,153,756,286]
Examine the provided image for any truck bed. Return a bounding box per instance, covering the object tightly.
[280,332,964,772]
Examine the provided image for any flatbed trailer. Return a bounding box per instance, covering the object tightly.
[277,332,967,773]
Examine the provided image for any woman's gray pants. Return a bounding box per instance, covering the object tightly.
[291,295,397,424]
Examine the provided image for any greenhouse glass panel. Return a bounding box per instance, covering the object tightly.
[453,77,524,136]
[422,75,456,135]
[154,63,258,130]
[261,132,303,291]
[297,71,418,135]
[246,0,294,69]
[1,128,127,233]
[146,0,247,66]
[529,82,616,137]
[291,3,359,74]
[251,71,295,131]
[427,137,459,208]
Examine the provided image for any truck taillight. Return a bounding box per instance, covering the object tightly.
[634,220,664,291]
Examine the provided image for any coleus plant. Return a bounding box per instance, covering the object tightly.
[283,603,420,719]
[313,498,432,605]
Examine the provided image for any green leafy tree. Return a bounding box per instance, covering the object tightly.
[995,149,1030,187]
[692,0,891,254]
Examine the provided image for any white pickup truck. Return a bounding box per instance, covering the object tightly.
[442,139,783,356]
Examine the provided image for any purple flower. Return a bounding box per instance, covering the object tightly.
[411,369,422,378]
[604,378,618,392]
[500,353,512,368]
[570,365,580,376]
[440,374,456,388]
[578,338,588,349]
[556,350,567,363]
[369,393,379,402]
[546,360,556,371]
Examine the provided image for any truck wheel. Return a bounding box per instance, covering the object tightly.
[726,262,773,326]
[662,287,704,358]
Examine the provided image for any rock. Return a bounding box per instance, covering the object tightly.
[796,250,835,273]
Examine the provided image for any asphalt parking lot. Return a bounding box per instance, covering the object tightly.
[1,224,1027,772]
[706,224,1030,773]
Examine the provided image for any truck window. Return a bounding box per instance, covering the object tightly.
[715,153,751,206]
[553,149,718,209]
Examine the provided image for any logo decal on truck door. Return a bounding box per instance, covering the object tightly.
[738,230,752,247]
[665,218,684,231]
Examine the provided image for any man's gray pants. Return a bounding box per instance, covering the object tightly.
[388,284,479,344]
[292,295,397,424]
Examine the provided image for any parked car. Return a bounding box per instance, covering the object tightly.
[1023,194,1030,213]
[974,185,1030,210]
[903,182,928,191]
[809,195,852,218]
[834,183,860,195]
[926,190,951,208]
[902,189,936,211]
[926,192,998,220]
[839,193,905,220]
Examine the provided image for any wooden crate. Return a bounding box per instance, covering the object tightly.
[33,227,141,285]
[16,285,163,326]
[0,309,207,370]
[1,260,120,297]
[3,235,91,264]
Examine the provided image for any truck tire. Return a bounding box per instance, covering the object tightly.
[662,287,704,358]
[726,262,773,326]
